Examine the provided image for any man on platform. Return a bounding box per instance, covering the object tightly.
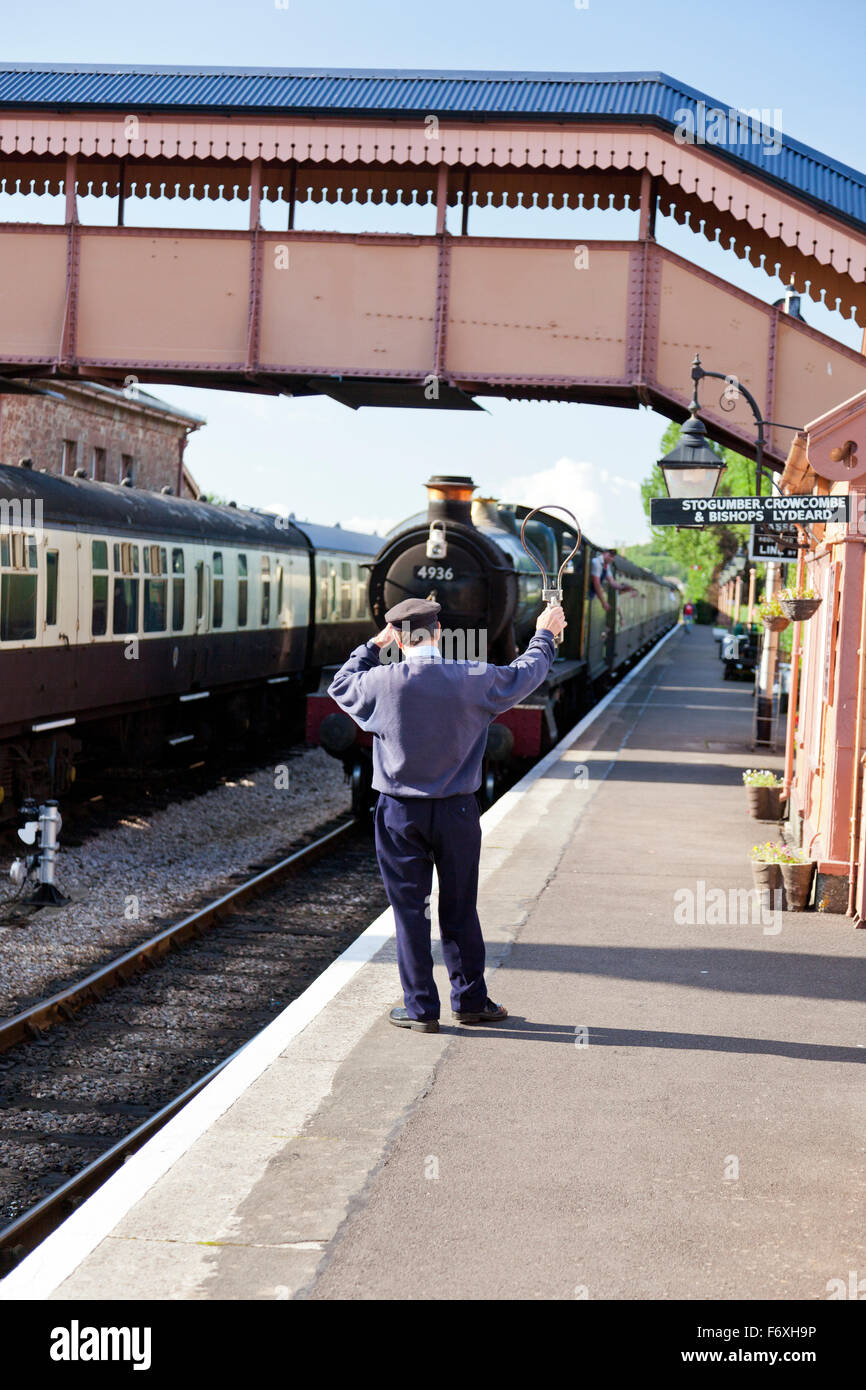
[328,596,566,1032]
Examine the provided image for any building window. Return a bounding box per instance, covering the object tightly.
[61,439,77,475]
[261,555,271,625]
[238,554,248,627]
[213,552,224,629]
[143,545,168,633]
[0,533,38,641]
[121,454,135,484]
[91,447,107,482]
[45,551,59,626]
[92,540,109,636]
[172,548,185,630]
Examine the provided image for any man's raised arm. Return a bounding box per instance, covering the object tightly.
[327,625,393,731]
[482,606,565,716]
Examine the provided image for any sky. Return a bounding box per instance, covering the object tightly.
[2,0,865,544]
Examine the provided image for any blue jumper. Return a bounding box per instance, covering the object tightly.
[327,631,556,798]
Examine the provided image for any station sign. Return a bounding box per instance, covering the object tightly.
[748,524,800,562]
[650,495,850,528]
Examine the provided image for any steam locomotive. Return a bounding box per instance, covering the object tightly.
[306,476,679,809]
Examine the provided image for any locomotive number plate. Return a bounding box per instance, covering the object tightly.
[413,564,458,581]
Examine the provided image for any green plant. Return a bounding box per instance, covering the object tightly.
[742,770,781,787]
[757,596,785,620]
[750,840,809,864]
[776,844,810,865]
[778,585,818,601]
[750,841,785,863]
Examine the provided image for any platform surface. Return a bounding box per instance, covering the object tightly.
[12,627,866,1301]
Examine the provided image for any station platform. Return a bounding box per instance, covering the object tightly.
[4,625,865,1302]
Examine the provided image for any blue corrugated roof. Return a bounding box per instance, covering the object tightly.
[1,65,864,231]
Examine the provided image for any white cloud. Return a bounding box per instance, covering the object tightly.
[339,515,397,537]
[496,456,650,547]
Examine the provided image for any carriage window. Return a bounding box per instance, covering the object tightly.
[318,559,329,621]
[261,555,271,625]
[340,562,352,620]
[144,547,168,634]
[113,542,140,635]
[0,532,38,642]
[172,549,185,631]
[1,575,37,640]
[113,578,139,634]
[213,553,224,629]
[92,540,109,636]
[238,554,248,627]
[45,551,59,626]
[355,564,366,618]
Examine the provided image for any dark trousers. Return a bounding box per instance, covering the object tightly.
[374,792,487,1019]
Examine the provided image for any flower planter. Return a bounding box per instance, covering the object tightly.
[765,785,785,820]
[762,615,790,632]
[778,597,821,622]
[780,861,814,911]
[746,786,770,818]
[751,860,785,911]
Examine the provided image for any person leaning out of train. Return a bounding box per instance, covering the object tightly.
[591,548,639,613]
[327,596,567,1033]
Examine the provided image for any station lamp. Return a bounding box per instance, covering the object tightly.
[658,406,727,500]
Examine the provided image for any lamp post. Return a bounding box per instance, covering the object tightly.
[658,396,727,500]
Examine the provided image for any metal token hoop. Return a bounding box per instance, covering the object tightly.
[519,505,582,644]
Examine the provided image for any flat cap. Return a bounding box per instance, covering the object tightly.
[385,597,442,626]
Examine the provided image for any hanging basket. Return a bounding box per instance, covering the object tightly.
[762,615,790,632]
[778,597,822,622]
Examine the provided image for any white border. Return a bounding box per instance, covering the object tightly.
[0,624,678,1300]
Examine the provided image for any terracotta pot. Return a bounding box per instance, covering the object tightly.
[762,615,790,632]
[751,860,785,912]
[745,785,770,819]
[780,861,814,911]
[778,597,821,622]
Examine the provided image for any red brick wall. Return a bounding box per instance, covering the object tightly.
[0,385,198,496]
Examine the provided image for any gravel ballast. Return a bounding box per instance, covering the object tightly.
[0,748,351,1018]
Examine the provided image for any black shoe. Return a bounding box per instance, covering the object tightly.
[452,999,508,1024]
[389,1006,440,1033]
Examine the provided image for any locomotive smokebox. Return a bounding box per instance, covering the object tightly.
[425,476,476,527]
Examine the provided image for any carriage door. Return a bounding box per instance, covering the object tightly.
[193,559,210,683]
[42,534,71,650]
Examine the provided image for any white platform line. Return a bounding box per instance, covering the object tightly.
[0,624,678,1301]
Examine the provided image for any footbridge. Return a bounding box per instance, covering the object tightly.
[2,66,866,466]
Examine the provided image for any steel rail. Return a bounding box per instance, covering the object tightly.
[0,817,357,1053]
[0,815,359,1268]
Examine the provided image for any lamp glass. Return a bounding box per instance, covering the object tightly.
[660,462,725,500]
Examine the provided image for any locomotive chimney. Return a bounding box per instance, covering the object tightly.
[425,475,476,527]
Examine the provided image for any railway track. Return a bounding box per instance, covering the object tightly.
[0,815,385,1274]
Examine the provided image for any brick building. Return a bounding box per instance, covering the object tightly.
[0,380,203,496]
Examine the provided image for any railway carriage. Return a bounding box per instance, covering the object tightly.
[0,464,380,813]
